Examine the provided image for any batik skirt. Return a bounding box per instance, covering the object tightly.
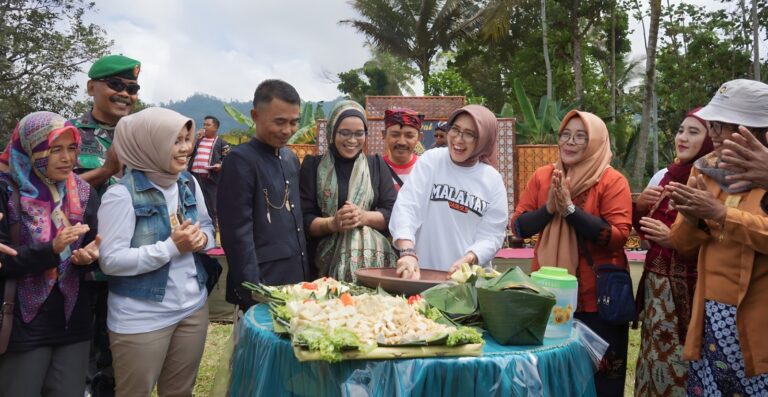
[687,300,768,396]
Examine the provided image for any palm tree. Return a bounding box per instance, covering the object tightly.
[340,0,475,85]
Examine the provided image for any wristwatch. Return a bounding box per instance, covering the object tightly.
[564,203,576,217]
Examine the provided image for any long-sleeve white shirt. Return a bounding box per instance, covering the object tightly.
[98,177,215,334]
[389,148,508,271]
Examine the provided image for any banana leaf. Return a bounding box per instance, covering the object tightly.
[476,267,555,346]
[421,281,477,315]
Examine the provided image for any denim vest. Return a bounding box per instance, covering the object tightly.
[107,169,207,302]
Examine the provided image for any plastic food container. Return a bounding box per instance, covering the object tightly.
[530,266,578,338]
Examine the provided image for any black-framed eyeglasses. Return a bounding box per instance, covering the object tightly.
[558,132,588,145]
[337,129,366,139]
[710,121,738,137]
[448,126,477,142]
[98,78,140,95]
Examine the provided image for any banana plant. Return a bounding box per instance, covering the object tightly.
[287,102,317,144]
[508,79,575,144]
[222,103,255,144]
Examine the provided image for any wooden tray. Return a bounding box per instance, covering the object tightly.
[354,268,450,296]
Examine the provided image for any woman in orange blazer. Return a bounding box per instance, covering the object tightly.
[511,110,632,396]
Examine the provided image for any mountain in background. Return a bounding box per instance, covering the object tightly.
[161,93,346,134]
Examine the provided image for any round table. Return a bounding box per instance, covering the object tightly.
[229,305,603,397]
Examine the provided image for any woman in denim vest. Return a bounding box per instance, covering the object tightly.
[98,107,214,397]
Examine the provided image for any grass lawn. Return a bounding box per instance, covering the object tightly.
[192,321,643,396]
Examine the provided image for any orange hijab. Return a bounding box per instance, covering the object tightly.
[536,110,612,274]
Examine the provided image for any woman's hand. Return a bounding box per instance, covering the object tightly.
[546,170,561,214]
[448,252,478,277]
[335,201,363,231]
[53,223,90,254]
[396,255,420,280]
[636,186,664,212]
[553,172,573,214]
[667,176,727,224]
[71,235,101,265]
[638,217,672,248]
[171,220,204,253]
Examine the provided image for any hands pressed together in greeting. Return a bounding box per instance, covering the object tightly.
[171,219,208,254]
[330,201,365,232]
[546,169,574,216]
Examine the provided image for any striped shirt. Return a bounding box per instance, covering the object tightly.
[191,137,215,174]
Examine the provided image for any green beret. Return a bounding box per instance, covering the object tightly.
[88,55,141,80]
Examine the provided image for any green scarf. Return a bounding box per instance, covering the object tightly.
[314,152,397,282]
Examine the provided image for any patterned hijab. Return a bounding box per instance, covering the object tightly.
[114,107,194,188]
[537,110,612,274]
[1,111,91,323]
[446,105,499,168]
[315,101,396,280]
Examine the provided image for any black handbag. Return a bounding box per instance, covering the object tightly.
[577,237,637,325]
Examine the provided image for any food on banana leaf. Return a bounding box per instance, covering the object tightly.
[243,277,373,303]
[286,293,455,346]
[449,263,502,283]
[294,326,366,363]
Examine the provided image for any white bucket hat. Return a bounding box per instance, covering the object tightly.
[695,79,768,128]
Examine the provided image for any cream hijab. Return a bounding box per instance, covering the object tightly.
[536,110,612,274]
[114,107,194,188]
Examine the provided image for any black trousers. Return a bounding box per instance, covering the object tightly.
[575,312,630,397]
[193,173,218,228]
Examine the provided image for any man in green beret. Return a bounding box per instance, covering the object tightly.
[72,54,140,397]
[73,54,141,193]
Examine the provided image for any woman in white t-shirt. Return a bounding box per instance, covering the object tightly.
[389,105,508,279]
[98,108,215,396]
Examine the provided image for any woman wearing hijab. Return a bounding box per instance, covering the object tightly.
[389,104,508,278]
[299,100,397,282]
[0,111,100,397]
[511,110,632,396]
[98,107,215,396]
[666,79,768,395]
[632,110,714,396]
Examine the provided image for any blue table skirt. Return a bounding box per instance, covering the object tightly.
[229,304,604,397]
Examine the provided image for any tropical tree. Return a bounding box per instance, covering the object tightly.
[337,49,418,104]
[630,0,661,191]
[340,0,475,85]
[0,0,111,140]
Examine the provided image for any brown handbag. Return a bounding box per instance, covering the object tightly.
[0,180,22,354]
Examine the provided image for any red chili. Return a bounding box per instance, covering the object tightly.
[407,294,422,305]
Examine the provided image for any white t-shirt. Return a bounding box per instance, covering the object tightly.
[98,177,214,334]
[389,148,509,270]
[647,168,668,188]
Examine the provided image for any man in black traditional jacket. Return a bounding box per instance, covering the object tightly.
[217,80,310,310]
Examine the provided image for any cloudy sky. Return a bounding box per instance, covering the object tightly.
[83,0,761,105]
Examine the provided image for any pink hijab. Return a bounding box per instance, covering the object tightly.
[446,105,498,168]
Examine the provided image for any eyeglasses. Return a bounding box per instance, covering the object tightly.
[710,121,738,137]
[448,126,477,142]
[337,129,366,139]
[558,132,588,145]
[97,78,140,95]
